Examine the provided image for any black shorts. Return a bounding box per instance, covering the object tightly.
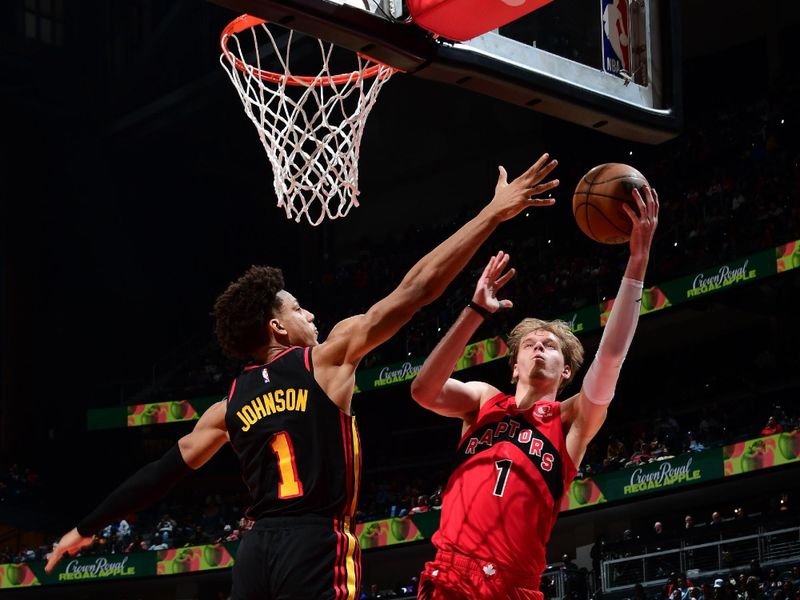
[231,514,361,600]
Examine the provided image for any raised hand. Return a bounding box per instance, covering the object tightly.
[472,251,515,313]
[621,185,659,280]
[489,153,559,222]
[45,528,94,573]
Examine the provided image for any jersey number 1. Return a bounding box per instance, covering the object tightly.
[270,432,304,499]
[493,459,513,497]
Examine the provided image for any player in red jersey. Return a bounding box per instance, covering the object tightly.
[411,185,659,599]
[44,154,559,600]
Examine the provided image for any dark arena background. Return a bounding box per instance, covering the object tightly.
[2,0,800,599]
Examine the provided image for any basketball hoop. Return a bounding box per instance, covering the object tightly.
[220,14,397,226]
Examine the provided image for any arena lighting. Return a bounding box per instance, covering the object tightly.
[547,239,552,244]
[674,242,678,247]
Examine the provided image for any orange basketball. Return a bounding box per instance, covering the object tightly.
[572,163,649,244]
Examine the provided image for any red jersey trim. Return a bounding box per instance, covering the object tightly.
[304,346,311,372]
[226,379,237,403]
[242,346,301,371]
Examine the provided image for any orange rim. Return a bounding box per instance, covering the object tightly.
[220,14,396,86]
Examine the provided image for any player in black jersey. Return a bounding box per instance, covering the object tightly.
[45,153,559,599]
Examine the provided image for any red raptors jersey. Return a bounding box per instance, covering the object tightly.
[433,393,577,578]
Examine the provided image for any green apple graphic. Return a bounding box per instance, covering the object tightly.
[170,401,189,420]
[390,517,411,541]
[571,479,592,505]
[778,431,800,461]
[203,544,225,567]
[6,564,30,586]
[485,337,502,360]
[641,289,657,312]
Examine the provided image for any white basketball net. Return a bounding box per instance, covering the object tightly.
[220,19,396,226]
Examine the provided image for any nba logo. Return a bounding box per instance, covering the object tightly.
[601,0,630,76]
[262,368,270,383]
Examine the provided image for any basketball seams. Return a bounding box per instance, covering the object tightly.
[585,203,630,235]
[573,163,647,244]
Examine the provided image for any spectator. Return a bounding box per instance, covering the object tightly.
[686,432,706,453]
[157,514,176,544]
[408,495,429,515]
[147,534,168,552]
[116,518,132,546]
[760,416,783,436]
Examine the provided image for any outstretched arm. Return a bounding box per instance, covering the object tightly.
[45,400,229,573]
[314,155,559,408]
[563,186,659,466]
[410,252,514,420]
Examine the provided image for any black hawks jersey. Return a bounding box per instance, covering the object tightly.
[225,346,361,520]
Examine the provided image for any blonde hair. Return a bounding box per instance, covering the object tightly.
[507,318,584,393]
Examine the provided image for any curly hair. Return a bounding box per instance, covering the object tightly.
[213,266,285,358]
[506,318,584,393]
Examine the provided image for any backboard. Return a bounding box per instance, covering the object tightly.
[210,0,681,143]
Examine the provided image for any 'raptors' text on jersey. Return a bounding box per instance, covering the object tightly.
[225,346,361,520]
[434,393,576,577]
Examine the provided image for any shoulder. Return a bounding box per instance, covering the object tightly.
[476,384,506,409]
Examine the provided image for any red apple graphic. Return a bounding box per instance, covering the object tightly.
[172,548,195,573]
[141,405,160,425]
[740,441,768,472]
[359,523,383,549]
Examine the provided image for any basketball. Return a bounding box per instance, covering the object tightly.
[572,163,649,244]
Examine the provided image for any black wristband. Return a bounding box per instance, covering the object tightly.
[466,301,492,319]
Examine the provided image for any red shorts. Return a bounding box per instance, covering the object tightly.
[418,550,544,600]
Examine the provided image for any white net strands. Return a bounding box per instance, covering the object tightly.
[220,20,396,226]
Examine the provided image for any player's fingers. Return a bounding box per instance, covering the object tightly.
[536,159,559,182]
[499,299,514,310]
[480,254,496,281]
[491,251,509,275]
[530,180,560,198]
[496,166,508,188]
[496,267,516,290]
[650,188,660,220]
[621,202,639,226]
[631,188,647,219]
[45,549,62,573]
[528,197,556,207]
[522,153,550,179]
